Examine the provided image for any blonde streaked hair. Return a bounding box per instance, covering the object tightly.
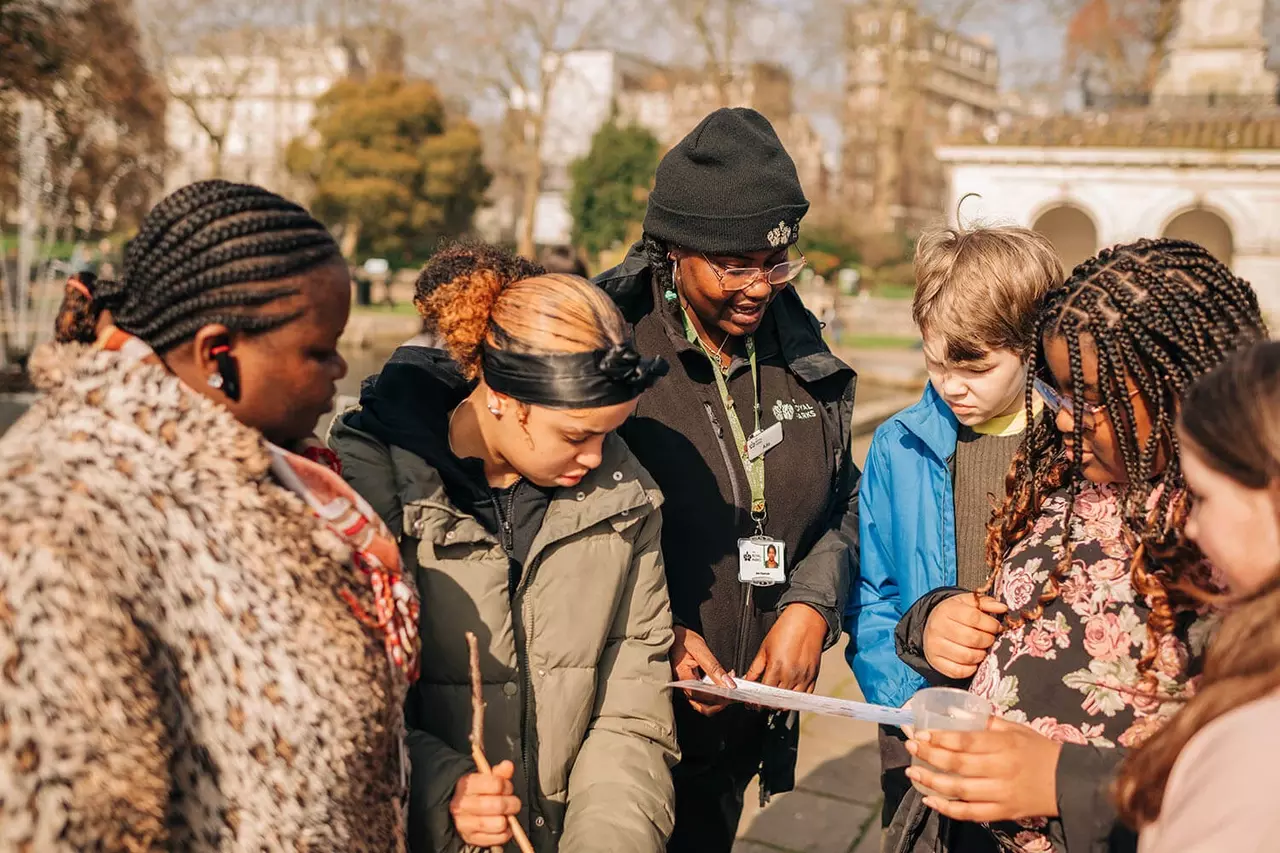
[912,223,1064,362]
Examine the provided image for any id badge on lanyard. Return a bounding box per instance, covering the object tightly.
[682,312,790,589]
[738,534,786,587]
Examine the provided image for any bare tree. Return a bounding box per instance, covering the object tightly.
[659,0,764,107]
[136,0,342,183]
[421,0,623,258]
[1056,0,1181,104]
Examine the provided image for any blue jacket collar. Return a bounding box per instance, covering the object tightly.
[892,382,959,463]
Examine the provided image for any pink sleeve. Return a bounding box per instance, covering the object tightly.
[1141,695,1280,853]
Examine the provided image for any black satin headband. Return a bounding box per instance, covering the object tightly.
[481,341,669,409]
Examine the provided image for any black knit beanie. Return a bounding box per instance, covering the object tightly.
[643,107,809,255]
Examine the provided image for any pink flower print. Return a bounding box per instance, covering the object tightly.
[1032,512,1058,538]
[1130,683,1165,715]
[1080,516,1124,545]
[1080,722,1107,743]
[1152,633,1190,680]
[1013,830,1056,852]
[1119,712,1171,748]
[1025,627,1056,659]
[1074,484,1119,520]
[971,651,998,698]
[1030,716,1090,745]
[1060,573,1095,612]
[1083,613,1131,661]
[1001,565,1038,610]
[1088,558,1128,583]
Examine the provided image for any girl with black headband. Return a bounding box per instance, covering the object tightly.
[330,243,678,853]
[0,180,419,851]
[595,107,859,851]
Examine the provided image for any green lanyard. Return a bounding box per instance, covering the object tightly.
[683,310,767,530]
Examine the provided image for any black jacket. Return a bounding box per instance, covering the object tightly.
[594,245,860,793]
[345,345,555,572]
[892,589,1137,853]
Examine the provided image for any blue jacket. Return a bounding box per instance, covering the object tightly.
[844,383,959,709]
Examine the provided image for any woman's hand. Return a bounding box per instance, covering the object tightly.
[744,603,828,693]
[923,593,1007,679]
[449,760,522,847]
[904,717,1063,822]
[672,626,735,715]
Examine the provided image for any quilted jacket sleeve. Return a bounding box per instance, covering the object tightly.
[560,509,679,853]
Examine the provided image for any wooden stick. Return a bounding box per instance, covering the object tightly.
[467,631,536,853]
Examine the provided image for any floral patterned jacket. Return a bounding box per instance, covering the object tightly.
[893,483,1217,853]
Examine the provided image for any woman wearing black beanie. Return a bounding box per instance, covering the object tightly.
[596,108,860,852]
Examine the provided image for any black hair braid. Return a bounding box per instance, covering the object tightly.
[126,182,293,269]
[641,233,681,320]
[989,237,1267,666]
[95,180,341,353]
[131,285,304,351]
[126,229,332,327]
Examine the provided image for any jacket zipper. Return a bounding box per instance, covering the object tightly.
[701,402,744,518]
[517,589,539,836]
[701,400,755,674]
[493,482,517,556]
[487,481,538,832]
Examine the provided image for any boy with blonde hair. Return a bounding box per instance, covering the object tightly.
[843,223,1063,827]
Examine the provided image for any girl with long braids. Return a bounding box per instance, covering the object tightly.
[1116,340,1280,851]
[890,238,1267,852]
[0,180,419,851]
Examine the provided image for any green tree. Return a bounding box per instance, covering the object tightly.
[569,121,661,258]
[287,74,490,262]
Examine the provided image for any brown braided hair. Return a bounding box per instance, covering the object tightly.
[981,239,1267,675]
[54,272,101,344]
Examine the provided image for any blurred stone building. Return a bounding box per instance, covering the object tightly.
[938,0,1280,316]
[841,1,1001,236]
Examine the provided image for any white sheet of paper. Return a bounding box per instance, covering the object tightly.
[669,677,915,728]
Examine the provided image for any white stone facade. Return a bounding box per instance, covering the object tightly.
[165,36,354,198]
[936,143,1280,318]
[1153,0,1278,104]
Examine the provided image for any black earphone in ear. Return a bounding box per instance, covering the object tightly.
[209,343,241,402]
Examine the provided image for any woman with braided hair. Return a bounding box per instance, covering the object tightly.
[889,238,1267,852]
[330,242,679,853]
[0,180,420,851]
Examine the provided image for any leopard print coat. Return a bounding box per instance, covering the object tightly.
[0,344,409,852]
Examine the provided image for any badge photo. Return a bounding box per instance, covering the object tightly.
[738,536,786,587]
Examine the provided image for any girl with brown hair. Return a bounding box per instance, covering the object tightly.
[1115,340,1280,851]
[889,239,1267,852]
[329,242,678,853]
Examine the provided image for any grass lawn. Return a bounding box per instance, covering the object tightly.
[831,333,921,350]
[873,283,916,300]
[350,302,420,317]
[0,236,82,260]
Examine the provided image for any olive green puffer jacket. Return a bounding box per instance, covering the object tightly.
[331,410,678,853]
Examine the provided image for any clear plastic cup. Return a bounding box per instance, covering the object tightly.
[907,687,993,799]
